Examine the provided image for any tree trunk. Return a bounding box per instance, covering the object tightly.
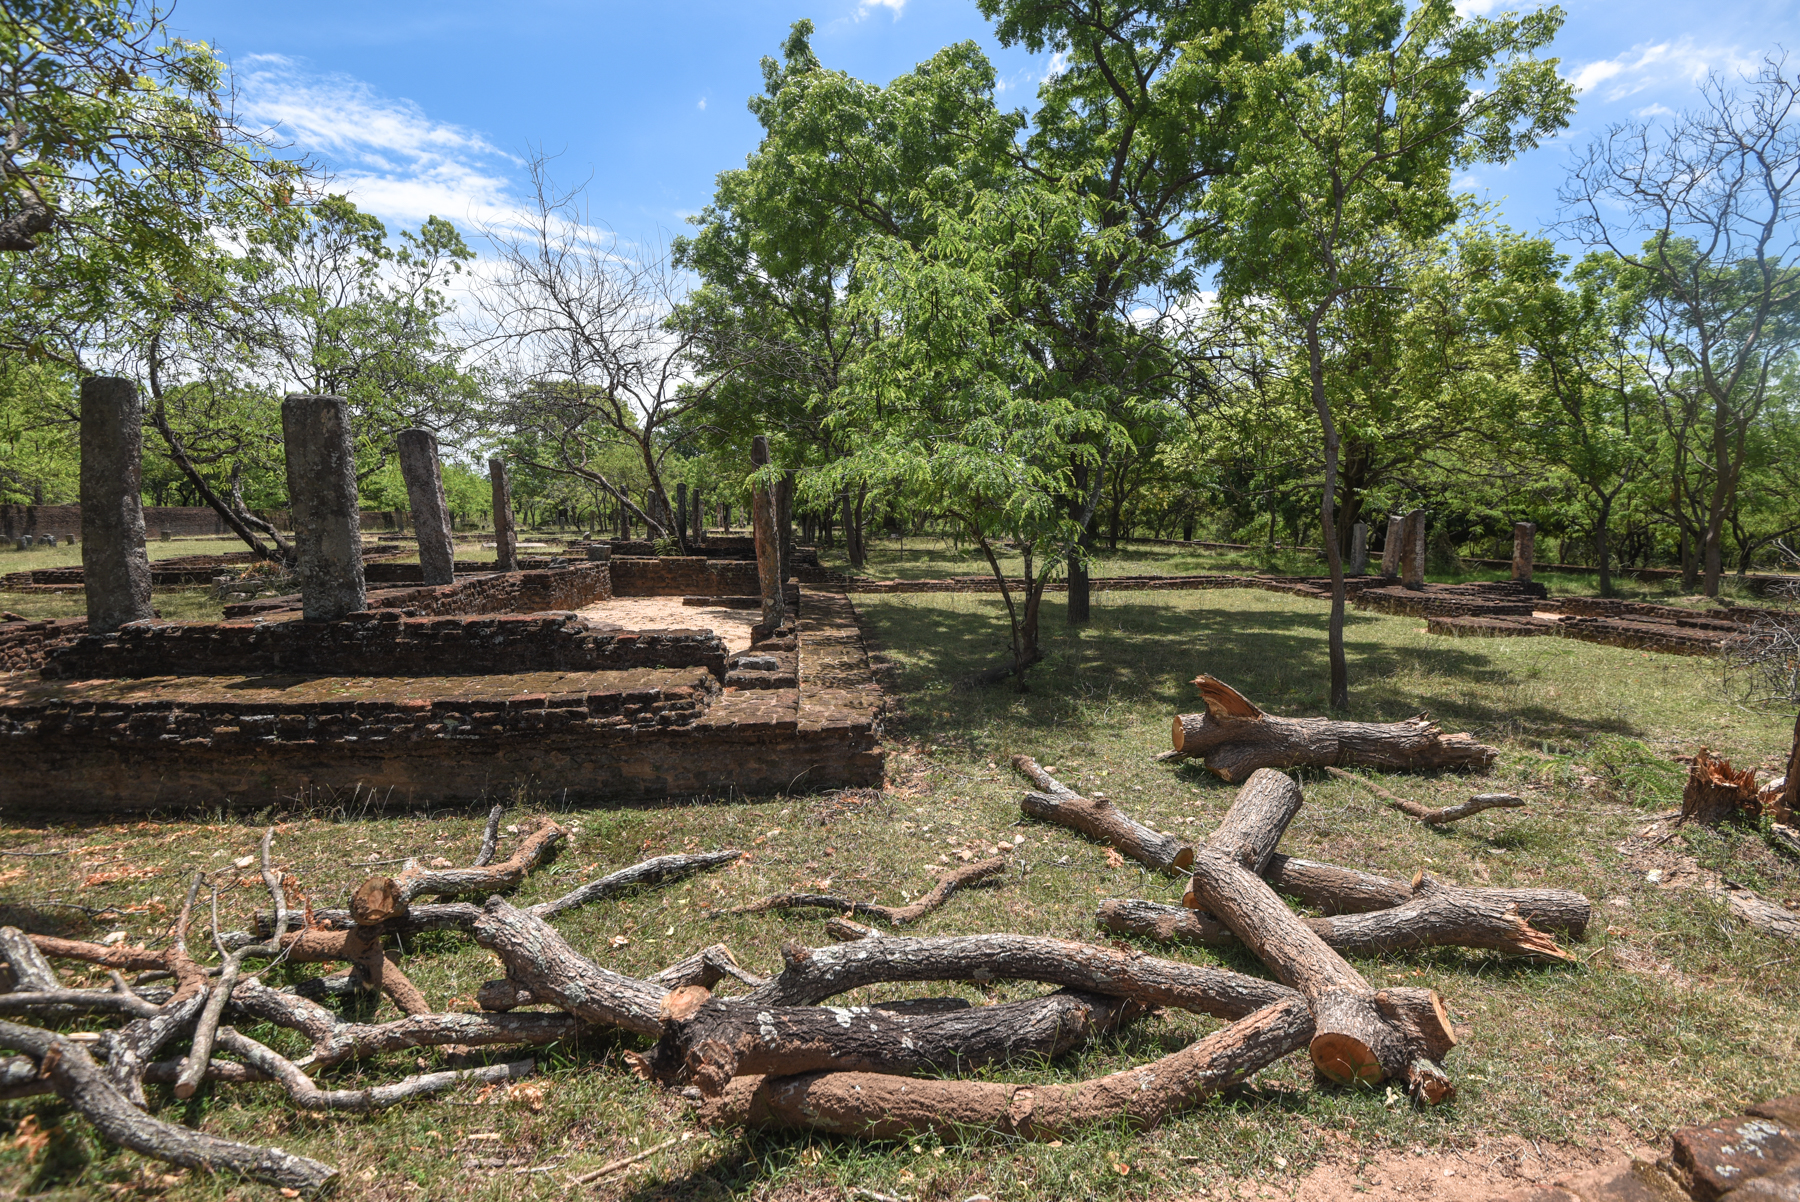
[740,931,1299,1019]
[1170,676,1497,781]
[1205,768,1303,873]
[697,995,1315,1139]
[1308,320,1350,709]
[1186,847,1450,1099]
[654,989,1137,1095]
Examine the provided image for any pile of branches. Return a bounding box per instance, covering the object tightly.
[0,811,747,1192]
[0,745,1592,1190]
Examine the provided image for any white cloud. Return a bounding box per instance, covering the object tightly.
[1045,50,1069,80]
[697,97,707,110]
[237,54,526,233]
[855,0,904,20]
[1565,38,1759,103]
[1453,0,1500,16]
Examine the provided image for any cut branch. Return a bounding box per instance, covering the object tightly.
[1013,756,1192,873]
[1325,767,1524,825]
[719,856,1005,924]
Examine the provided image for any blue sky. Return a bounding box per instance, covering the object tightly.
[169,0,1800,254]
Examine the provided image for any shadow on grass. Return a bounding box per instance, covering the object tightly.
[864,592,1655,747]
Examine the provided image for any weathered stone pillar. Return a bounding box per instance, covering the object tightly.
[397,429,455,586]
[1380,515,1403,578]
[1512,522,1536,583]
[750,436,786,631]
[79,376,154,633]
[691,488,703,540]
[281,395,366,621]
[675,482,689,543]
[1401,509,1427,591]
[489,458,518,572]
[1349,521,1368,576]
[777,469,795,582]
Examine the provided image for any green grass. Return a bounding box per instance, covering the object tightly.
[0,545,1796,1199]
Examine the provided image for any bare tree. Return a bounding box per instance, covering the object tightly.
[473,159,758,548]
[1563,56,1800,597]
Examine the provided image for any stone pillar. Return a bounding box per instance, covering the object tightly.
[79,376,154,633]
[281,395,366,621]
[1401,508,1427,591]
[397,429,455,586]
[1349,521,1368,576]
[1381,514,1403,577]
[750,436,786,631]
[777,469,795,582]
[489,458,518,572]
[676,482,689,543]
[1512,522,1536,583]
[691,488,703,540]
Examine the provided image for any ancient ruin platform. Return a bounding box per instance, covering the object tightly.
[0,577,885,814]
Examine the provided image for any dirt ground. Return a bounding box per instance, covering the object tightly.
[577,595,759,651]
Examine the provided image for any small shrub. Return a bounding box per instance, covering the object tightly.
[1586,734,1686,809]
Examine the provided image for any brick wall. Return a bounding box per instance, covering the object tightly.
[608,557,764,596]
[0,618,88,672]
[41,608,726,681]
[224,563,611,621]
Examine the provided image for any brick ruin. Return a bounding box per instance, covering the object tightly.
[0,389,884,814]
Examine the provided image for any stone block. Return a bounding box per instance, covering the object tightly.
[1674,1115,1800,1200]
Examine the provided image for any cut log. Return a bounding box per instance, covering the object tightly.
[1325,766,1525,825]
[1171,676,1497,781]
[310,1010,587,1068]
[655,989,1138,1095]
[0,927,60,992]
[1263,855,1591,937]
[720,856,1005,924]
[471,897,668,1036]
[0,1020,337,1193]
[740,931,1298,1019]
[698,994,1315,1139]
[1013,756,1192,873]
[1711,881,1800,941]
[1207,768,1304,872]
[1103,874,1570,961]
[1186,846,1451,1100]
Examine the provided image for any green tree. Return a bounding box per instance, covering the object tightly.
[1205,0,1571,707]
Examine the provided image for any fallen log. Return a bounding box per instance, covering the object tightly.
[698,993,1315,1139]
[0,1021,337,1193]
[393,817,568,904]
[740,930,1298,1019]
[1186,846,1454,1101]
[1102,873,1571,960]
[654,989,1139,1095]
[1207,768,1304,872]
[1013,756,1192,873]
[1324,767,1525,825]
[1711,881,1800,941]
[1263,855,1591,937]
[719,856,1006,924]
[215,1027,536,1111]
[1170,675,1497,782]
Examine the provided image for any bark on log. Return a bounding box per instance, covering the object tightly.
[0,1021,338,1193]
[656,990,1138,1096]
[1207,768,1304,873]
[1186,847,1452,1100]
[1263,855,1591,937]
[1712,881,1800,941]
[471,897,668,1036]
[1013,757,1192,873]
[1325,767,1524,825]
[529,850,744,920]
[0,927,60,992]
[477,943,764,1012]
[740,931,1298,1019]
[1171,676,1497,781]
[699,994,1315,1139]
[1103,874,1570,960]
[720,856,1005,924]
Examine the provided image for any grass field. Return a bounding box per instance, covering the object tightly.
[0,540,1795,1199]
